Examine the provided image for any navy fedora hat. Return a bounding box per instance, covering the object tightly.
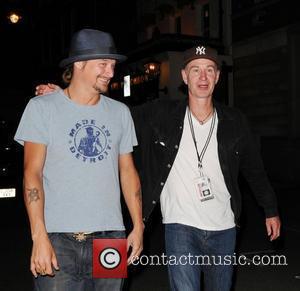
[59,29,127,68]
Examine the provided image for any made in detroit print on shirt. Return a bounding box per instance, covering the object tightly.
[68,119,112,163]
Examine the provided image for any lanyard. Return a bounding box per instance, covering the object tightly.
[187,106,216,173]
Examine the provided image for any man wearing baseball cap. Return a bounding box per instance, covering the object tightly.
[15,29,143,290]
[133,44,280,291]
[34,43,280,291]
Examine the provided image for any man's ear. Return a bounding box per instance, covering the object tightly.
[74,61,85,70]
[215,70,220,84]
[181,69,188,85]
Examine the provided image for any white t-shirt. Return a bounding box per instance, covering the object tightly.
[160,108,235,231]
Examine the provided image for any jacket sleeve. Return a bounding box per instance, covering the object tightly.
[238,112,279,218]
[129,102,155,183]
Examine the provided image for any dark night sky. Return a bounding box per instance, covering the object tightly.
[1,0,138,95]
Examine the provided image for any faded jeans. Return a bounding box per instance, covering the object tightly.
[34,230,125,291]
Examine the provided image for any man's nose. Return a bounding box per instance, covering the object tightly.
[105,66,114,78]
[199,70,207,80]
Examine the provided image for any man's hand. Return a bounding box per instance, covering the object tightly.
[30,234,59,277]
[127,225,144,265]
[266,216,281,241]
[35,83,60,96]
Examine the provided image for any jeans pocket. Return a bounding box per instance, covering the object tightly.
[50,234,76,274]
[47,232,58,244]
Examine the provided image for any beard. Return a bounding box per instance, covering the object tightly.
[93,83,109,94]
[92,75,110,94]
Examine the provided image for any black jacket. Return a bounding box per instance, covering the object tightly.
[131,98,278,223]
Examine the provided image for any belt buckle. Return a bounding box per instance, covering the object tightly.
[73,232,88,242]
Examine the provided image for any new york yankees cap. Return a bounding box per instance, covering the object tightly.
[183,45,220,68]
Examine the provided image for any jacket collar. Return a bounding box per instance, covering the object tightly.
[174,97,234,122]
[172,98,188,125]
[214,101,234,121]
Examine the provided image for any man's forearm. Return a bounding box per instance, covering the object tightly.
[123,183,144,229]
[127,187,144,230]
[120,161,144,263]
[120,169,143,229]
[24,171,47,240]
[119,153,144,233]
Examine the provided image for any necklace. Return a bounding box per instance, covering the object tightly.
[66,87,71,99]
[66,87,99,105]
[187,107,216,170]
[192,108,214,125]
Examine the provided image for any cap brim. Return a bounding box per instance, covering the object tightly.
[183,56,220,68]
[59,54,127,68]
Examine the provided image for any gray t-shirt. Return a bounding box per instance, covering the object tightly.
[15,90,137,232]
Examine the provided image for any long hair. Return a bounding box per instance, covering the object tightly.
[62,62,88,85]
[62,66,73,85]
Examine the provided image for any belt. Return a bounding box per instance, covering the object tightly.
[71,230,125,242]
[72,232,93,242]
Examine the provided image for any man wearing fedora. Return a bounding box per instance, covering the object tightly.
[35,44,281,290]
[15,29,143,291]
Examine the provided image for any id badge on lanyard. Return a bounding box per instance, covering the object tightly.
[194,171,214,202]
[188,107,216,203]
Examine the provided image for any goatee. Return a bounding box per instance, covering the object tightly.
[93,84,108,94]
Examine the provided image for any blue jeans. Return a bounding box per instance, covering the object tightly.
[34,231,125,291]
[165,223,236,291]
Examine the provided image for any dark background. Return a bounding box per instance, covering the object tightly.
[0,0,300,290]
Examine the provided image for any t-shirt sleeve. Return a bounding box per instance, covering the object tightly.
[14,98,50,146]
[119,105,138,154]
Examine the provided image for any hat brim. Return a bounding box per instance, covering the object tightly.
[59,53,127,68]
[183,56,220,68]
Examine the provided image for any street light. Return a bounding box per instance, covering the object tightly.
[8,12,22,24]
[144,60,168,96]
[144,61,161,77]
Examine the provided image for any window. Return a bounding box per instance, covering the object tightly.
[203,4,209,37]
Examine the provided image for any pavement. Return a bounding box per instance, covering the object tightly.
[0,185,299,291]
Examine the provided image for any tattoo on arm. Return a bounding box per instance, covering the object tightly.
[26,188,40,204]
[135,189,142,204]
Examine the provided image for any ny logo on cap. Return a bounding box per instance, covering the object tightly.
[196,46,206,55]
